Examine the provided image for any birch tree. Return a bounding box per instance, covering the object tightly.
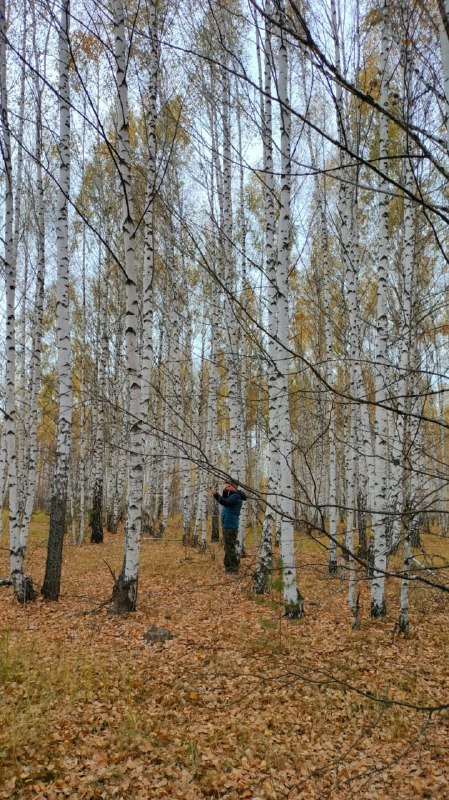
[42,0,72,601]
[271,0,303,617]
[254,0,277,595]
[111,0,144,613]
[15,0,47,570]
[370,0,391,618]
[1,0,35,602]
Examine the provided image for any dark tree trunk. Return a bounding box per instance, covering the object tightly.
[182,517,191,546]
[410,516,421,548]
[112,573,137,613]
[14,574,36,604]
[41,488,67,600]
[328,555,338,575]
[90,477,104,543]
[142,507,151,534]
[106,510,117,533]
[211,503,219,542]
[357,490,367,559]
[366,537,375,579]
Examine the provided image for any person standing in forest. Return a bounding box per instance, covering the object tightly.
[210,482,247,573]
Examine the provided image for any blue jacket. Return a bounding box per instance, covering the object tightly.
[214,489,247,529]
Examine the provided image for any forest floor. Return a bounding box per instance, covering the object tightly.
[1,515,449,800]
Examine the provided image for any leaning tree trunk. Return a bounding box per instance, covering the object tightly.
[111,0,143,613]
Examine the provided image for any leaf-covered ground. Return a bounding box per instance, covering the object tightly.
[1,516,449,799]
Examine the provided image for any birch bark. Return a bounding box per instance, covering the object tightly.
[330,0,373,611]
[254,2,276,594]
[0,432,7,544]
[16,25,46,566]
[221,73,243,487]
[141,0,158,525]
[14,11,27,520]
[208,315,220,543]
[78,216,87,544]
[274,1,303,617]
[397,22,418,631]
[0,0,34,602]
[112,0,144,612]
[300,46,338,572]
[371,0,391,617]
[42,0,72,601]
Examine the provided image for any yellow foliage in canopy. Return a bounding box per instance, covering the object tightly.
[157,96,190,151]
[71,29,103,67]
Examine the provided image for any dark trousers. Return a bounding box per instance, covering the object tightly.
[223,528,240,573]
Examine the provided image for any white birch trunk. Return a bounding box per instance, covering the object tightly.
[14,12,27,522]
[180,317,194,543]
[371,1,391,617]
[221,74,243,486]
[0,0,30,601]
[275,3,303,617]
[16,87,45,562]
[0,432,8,543]
[208,303,220,538]
[300,44,338,571]
[236,93,248,556]
[0,430,7,544]
[140,0,158,525]
[112,0,143,612]
[160,320,172,537]
[78,222,87,544]
[254,2,276,594]
[397,25,418,631]
[331,0,374,610]
[42,0,72,601]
